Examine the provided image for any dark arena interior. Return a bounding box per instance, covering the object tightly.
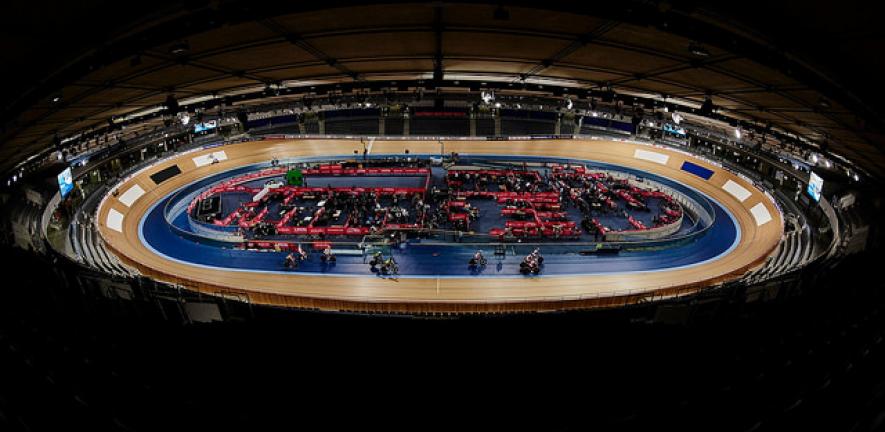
[2,1,885,430]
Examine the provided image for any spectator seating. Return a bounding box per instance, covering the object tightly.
[70,214,137,278]
[475,118,495,136]
[409,117,469,136]
[742,218,815,283]
[500,110,556,135]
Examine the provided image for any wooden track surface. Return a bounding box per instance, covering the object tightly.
[96,139,783,313]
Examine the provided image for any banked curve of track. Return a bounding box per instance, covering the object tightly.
[96,139,783,313]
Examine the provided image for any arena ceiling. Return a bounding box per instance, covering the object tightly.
[3,0,885,177]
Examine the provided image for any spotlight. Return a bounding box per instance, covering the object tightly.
[688,42,711,57]
[169,41,190,56]
[734,128,741,140]
[671,112,683,125]
[565,99,573,110]
[51,95,61,103]
[494,102,502,108]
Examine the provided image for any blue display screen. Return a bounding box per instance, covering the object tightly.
[194,120,217,133]
[57,167,73,198]
[663,123,686,135]
[807,171,823,202]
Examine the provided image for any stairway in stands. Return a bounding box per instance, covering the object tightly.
[742,214,815,284]
[69,213,138,278]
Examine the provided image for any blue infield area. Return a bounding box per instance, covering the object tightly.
[138,154,740,278]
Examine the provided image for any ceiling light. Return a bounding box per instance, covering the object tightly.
[671,112,682,125]
[169,41,190,56]
[689,42,710,57]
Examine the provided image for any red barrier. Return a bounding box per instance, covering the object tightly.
[663,207,682,218]
[275,225,371,236]
[325,227,345,236]
[616,190,641,206]
[500,208,535,217]
[596,182,609,194]
[243,241,304,252]
[627,216,647,230]
[448,169,538,177]
[541,227,579,237]
[214,210,241,226]
[590,218,608,234]
[238,207,268,228]
[535,211,568,220]
[384,223,420,230]
[505,220,539,229]
[302,167,430,176]
[275,186,424,196]
[496,195,558,204]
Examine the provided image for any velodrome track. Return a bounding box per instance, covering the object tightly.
[96,139,783,313]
